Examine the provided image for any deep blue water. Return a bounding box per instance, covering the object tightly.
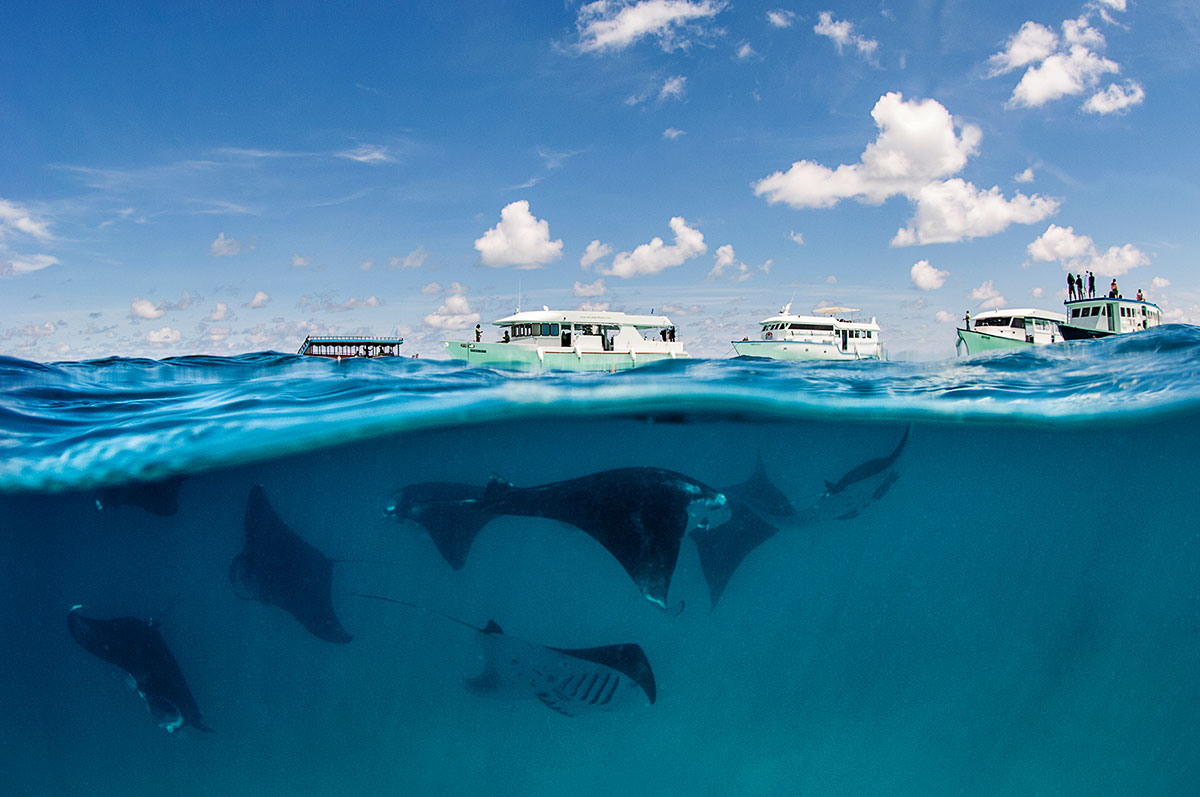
[4,327,1200,795]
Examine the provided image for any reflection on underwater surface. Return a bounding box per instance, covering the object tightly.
[2,335,1200,794]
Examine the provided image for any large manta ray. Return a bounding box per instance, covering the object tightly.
[692,426,911,607]
[387,467,729,610]
[229,485,353,643]
[355,593,656,716]
[67,605,213,733]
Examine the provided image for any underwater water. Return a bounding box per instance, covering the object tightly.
[3,327,1200,795]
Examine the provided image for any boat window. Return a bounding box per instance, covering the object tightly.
[1071,309,1080,318]
[1010,318,1026,329]
[788,323,834,331]
[975,317,1010,327]
[866,331,872,338]
[550,324,559,335]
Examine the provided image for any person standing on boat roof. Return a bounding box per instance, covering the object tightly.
[1110,279,1119,298]
[1088,271,1095,298]
[1137,288,1144,301]
[1076,274,1083,300]
[1067,272,1077,300]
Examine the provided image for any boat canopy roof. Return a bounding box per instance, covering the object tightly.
[1064,296,1161,311]
[973,308,1067,323]
[492,308,675,328]
[758,311,879,329]
[812,306,861,316]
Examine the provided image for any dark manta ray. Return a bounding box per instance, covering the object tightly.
[355,593,656,717]
[387,468,729,610]
[806,424,910,521]
[691,428,910,608]
[67,605,213,733]
[230,485,352,643]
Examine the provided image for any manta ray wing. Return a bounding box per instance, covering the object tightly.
[386,482,495,570]
[67,606,213,733]
[690,498,781,609]
[233,485,352,643]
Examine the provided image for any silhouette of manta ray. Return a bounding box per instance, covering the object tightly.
[67,605,213,733]
[96,475,187,516]
[387,468,728,610]
[354,593,657,716]
[229,485,353,643]
[691,426,910,607]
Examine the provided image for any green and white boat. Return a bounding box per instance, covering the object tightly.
[442,308,688,372]
[732,304,883,361]
[956,308,1066,356]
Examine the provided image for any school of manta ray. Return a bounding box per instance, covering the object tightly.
[69,426,909,731]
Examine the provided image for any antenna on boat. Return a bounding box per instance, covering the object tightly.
[516,280,522,313]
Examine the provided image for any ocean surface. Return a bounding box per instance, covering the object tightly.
[4,326,1200,795]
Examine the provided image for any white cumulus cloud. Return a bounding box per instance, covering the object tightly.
[987,6,1143,114]
[474,200,563,269]
[210,232,240,256]
[1151,276,1170,290]
[659,75,687,101]
[605,216,706,278]
[580,240,612,270]
[423,291,480,330]
[246,290,270,308]
[753,92,1057,245]
[209,302,228,321]
[1026,223,1149,276]
[574,278,607,297]
[707,244,750,281]
[291,253,310,267]
[1014,167,1035,183]
[934,310,957,323]
[130,298,165,320]
[970,280,1007,308]
[766,9,795,28]
[911,259,948,291]
[389,247,427,270]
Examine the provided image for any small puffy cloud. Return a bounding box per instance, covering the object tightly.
[788,231,805,245]
[474,200,563,269]
[571,0,727,54]
[292,253,310,267]
[1026,223,1149,276]
[814,11,879,61]
[1082,79,1145,114]
[580,240,612,269]
[911,259,948,291]
[574,278,607,297]
[336,144,395,164]
[246,290,270,309]
[324,296,381,312]
[987,8,1142,114]
[389,247,427,270]
[130,298,164,320]
[605,216,706,278]
[420,281,442,294]
[970,280,1007,308]
[209,302,228,321]
[766,9,795,28]
[659,75,687,101]
[1151,276,1170,290]
[147,327,181,344]
[423,291,479,330]
[754,92,1057,245]
[707,244,750,282]
[934,310,957,323]
[1014,167,1035,183]
[736,42,756,60]
[210,232,240,256]
[1032,287,1044,298]
[663,127,686,139]
[360,258,374,271]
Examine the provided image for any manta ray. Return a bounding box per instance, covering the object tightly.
[691,427,910,607]
[355,593,657,716]
[67,605,213,733]
[229,485,353,643]
[387,467,729,610]
[96,475,187,516]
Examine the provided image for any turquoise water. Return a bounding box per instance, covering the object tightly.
[3,327,1200,794]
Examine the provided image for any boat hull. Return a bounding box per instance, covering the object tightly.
[731,340,880,361]
[1057,324,1114,341]
[955,328,1038,356]
[443,342,688,372]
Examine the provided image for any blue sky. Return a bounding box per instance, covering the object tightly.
[2,0,1197,360]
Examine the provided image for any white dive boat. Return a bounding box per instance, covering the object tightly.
[955,308,1066,356]
[1057,295,1163,340]
[442,308,688,371]
[732,305,882,361]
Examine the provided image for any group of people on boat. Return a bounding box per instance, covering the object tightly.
[1067,271,1096,300]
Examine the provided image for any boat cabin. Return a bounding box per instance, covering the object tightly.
[297,335,404,358]
[1063,297,1162,336]
[969,309,1066,344]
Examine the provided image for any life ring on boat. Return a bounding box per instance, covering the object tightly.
[764,331,773,339]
